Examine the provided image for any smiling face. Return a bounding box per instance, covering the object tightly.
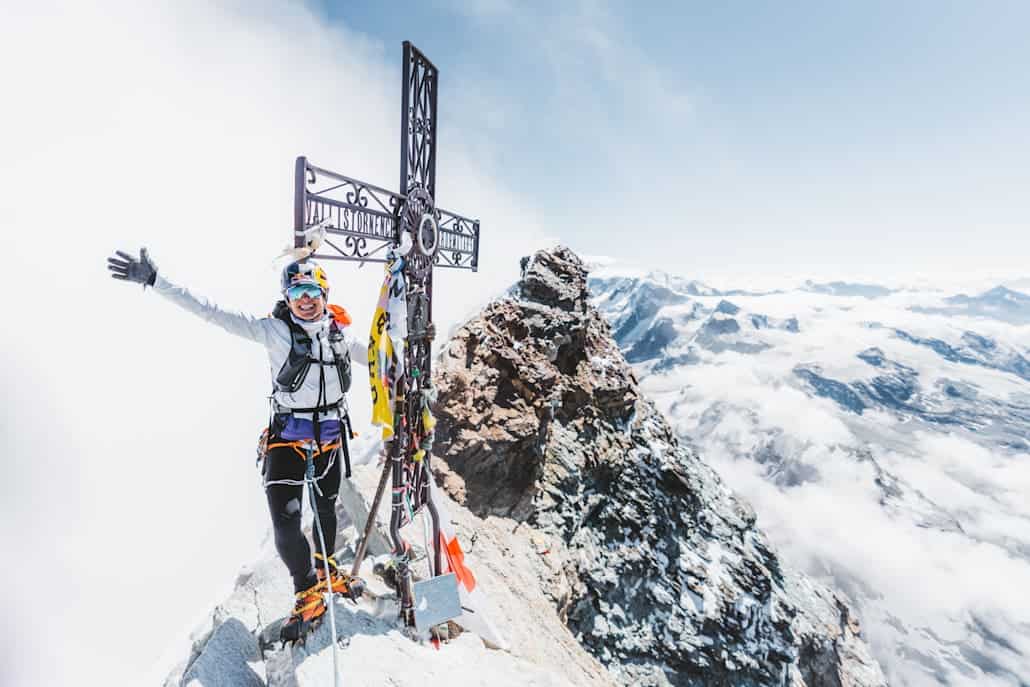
[287,293,325,321]
[285,282,326,321]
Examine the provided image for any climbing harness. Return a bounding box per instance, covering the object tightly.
[261,437,339,487]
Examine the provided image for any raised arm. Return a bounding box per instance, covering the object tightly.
[107,247,272,345]
[152,276,273,344]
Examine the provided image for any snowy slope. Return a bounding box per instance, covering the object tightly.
[163,445,616,687]
[590,272,1030,687]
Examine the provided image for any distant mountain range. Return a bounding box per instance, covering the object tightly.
[592,272,906,300]
[596,268,1030,324]
[800,280,895,298]
[912,285,1030,324]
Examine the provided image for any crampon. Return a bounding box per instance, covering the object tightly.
[279,584,327,645]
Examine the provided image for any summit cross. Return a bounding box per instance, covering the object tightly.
[290,41,481,629]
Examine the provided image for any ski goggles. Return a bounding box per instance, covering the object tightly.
[286,282,324,301]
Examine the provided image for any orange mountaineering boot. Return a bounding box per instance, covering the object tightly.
[279,582,327,645]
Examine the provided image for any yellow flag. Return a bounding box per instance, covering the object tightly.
[369,259,406,439]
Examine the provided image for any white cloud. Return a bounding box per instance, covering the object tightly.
[0,2,543,684]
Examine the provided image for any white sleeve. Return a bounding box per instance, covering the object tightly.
[152,275,273,346]
[345,329,369,367]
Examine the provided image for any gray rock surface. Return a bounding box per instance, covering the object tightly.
[180,618,264,687]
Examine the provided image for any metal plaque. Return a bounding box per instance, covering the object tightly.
[412,573,462,632]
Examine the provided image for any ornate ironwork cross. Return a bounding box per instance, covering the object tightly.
[291,42,480,628]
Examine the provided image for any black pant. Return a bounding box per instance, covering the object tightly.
[264,441,341,593]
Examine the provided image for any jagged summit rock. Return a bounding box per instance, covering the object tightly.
[519,249,592,313]
[433,246,886,687]
[433,247,637,518]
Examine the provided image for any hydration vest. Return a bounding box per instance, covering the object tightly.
[265,301,355,478]
[271,300,352,398]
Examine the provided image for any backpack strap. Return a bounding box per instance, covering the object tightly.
[273,303,314,393]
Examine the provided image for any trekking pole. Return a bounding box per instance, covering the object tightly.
[350,446,392,578]
[306,447,341,687]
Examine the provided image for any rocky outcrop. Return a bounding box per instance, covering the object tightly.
[432,246,887,687]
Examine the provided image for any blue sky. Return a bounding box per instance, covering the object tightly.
[308,0,1029,284]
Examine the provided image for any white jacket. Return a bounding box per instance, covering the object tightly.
[153,275,367,421]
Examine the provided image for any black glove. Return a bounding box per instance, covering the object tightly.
[107,248,158,287]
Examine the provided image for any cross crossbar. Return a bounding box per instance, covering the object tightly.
[295,157,479,270]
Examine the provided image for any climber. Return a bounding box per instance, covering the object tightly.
[106,247,367,641]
